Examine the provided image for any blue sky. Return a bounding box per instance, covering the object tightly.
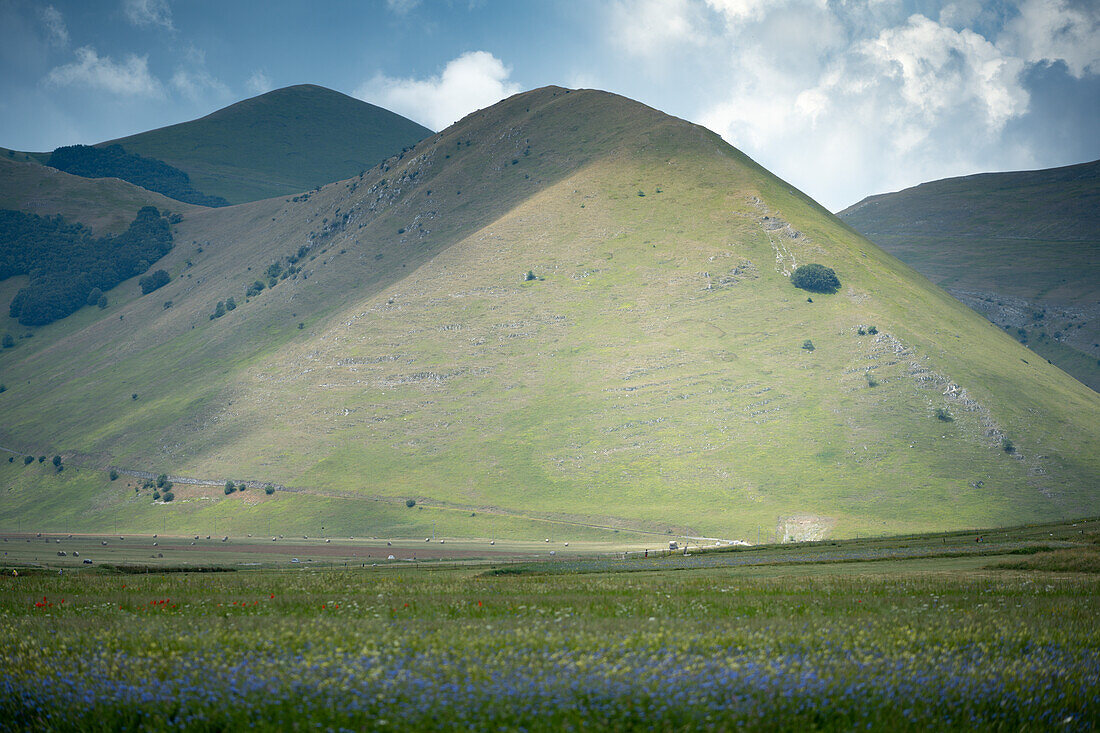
[1,0,1097,210]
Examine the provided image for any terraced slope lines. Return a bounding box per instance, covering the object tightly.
[0,87,1096,541]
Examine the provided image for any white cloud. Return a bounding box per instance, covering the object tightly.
[355,51,521,131]
[1000,0,1100,78]
[641,2,1038,208]
[856,14,1028,131]
[170,47,230,103]
[385,0,421,15]
[939,0,983,28]
[45,46,163,97]
[706,0,803,23]
[610,0,708,56]
[246,70,273,95]
[123,0,174,30]
[39,5,68,47]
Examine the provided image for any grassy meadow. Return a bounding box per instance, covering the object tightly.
[2,519,1098,730]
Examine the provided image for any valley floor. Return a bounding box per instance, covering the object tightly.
[2,519,1098,730]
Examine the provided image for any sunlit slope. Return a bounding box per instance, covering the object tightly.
[100,85,433,204]
[0,154,203,235]
[0,88,1096,540]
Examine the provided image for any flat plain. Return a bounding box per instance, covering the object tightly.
[2,518,1098,730]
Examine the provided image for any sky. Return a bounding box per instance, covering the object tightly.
[0,0,1097,211]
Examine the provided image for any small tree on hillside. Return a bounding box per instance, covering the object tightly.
[140,270,170,295]
[791,264,841,294]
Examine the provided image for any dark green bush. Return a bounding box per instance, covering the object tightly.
[936,408,954,422]
[406,499,416,508]
[140,269,170,295]
[48,144,228,206]
[109,469,119,481]
[791,264,840,294]
[802,340,815,351]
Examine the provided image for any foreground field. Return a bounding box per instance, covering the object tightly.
[2,522,1099,730]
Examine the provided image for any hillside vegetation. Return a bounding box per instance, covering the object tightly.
[839,160,1100,390]
[99,85,434,204]
[47,144,229,207]
[0,153,202,235]
[0,87,1096,541]
[1,206,174,326]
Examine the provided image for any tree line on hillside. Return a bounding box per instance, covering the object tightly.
[1,206,175,326]
[47,144,229,207]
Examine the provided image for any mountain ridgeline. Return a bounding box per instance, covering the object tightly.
[98,84,435,204]
[838,160,1100,391]
[0,87,1096,542]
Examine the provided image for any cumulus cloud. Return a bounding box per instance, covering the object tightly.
[610,0,707,55]
[170,47,230,103]
[608,0,1053,208]
[45,46,163,97]
[123,0,174,30]
[355,51,521,131]
[1000,0,1100,78]
[857,15,1029,131]
[39,5,68,47]
[246,70,273,95]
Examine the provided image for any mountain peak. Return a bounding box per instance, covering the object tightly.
[98,84,432,204]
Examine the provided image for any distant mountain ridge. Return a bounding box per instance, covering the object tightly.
[838,160,1100,391]
[842,160,1100,241]
[98,84,434,204]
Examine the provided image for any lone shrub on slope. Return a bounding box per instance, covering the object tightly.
[791,264,840,294]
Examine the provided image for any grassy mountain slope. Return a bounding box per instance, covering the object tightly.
[0,153,202,235]
[838,161,1100,390]
[98,85,433,204]
[0,88,1096,542]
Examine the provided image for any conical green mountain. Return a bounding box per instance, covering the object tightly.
[1,87,1096,542]
[99,84,434,204]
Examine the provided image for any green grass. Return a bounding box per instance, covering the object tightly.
[0,87,1096,542]
[1,521,1098,729]
[0,154,203,235]
[97,85,433,204]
